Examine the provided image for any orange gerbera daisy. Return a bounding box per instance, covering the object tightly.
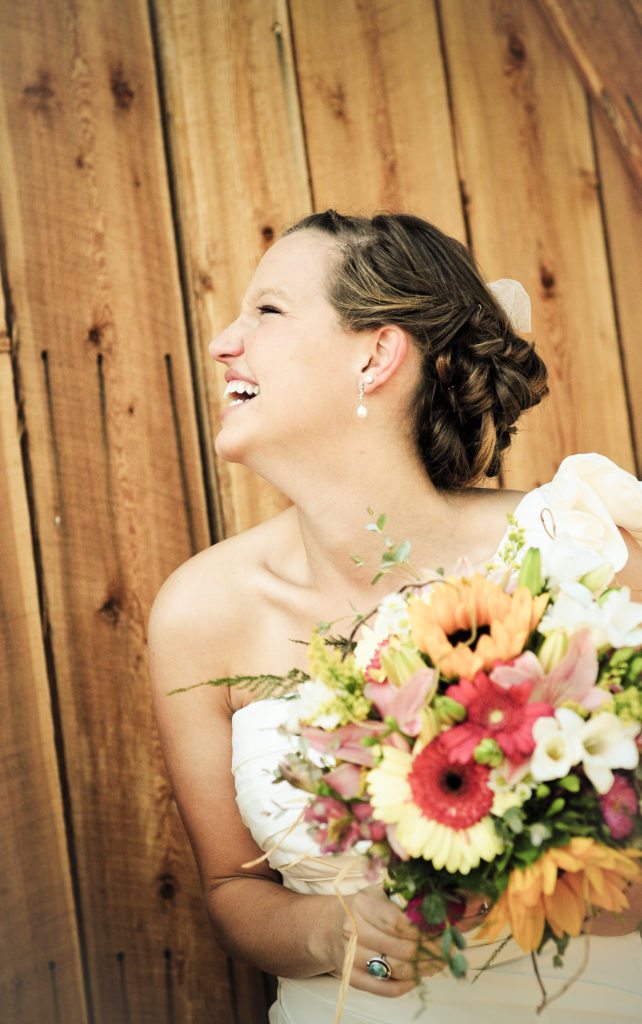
[476,837,642,952]
[408,574,549,680]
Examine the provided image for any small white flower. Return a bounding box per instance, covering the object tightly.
[286,679,341,731]
[353,624,379,670]
[372,593,411,641]
[489,771,533,812]
[530,709,584,782]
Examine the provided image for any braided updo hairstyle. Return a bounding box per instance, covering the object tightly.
[283,210,549,492]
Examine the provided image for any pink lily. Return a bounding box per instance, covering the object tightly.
[367,669,436,736]
[324,763,363,798]
[302,721,387,766]
[490,652,543,689]
[364,680,396,719]
[491,632,607,712]
[530,631,607,711]
[388,668,436,735]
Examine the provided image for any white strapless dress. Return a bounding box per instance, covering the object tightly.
[232,455,642,1023]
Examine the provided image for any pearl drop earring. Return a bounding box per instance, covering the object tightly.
[357,375,375,418]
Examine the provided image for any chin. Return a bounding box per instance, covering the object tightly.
[214,433,248,465]
[213,418,251,464]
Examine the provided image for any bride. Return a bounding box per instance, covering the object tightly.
[148,211,642,1022]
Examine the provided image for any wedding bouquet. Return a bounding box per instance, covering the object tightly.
[266,513,642,999]
[172,509,642,1009]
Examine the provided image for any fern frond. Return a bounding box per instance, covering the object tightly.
[167,667,309,700]
[323,634,357,655]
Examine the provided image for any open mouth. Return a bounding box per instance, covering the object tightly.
[224,380,260,406]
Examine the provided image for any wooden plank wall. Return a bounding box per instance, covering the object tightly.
[0,1,639,1022]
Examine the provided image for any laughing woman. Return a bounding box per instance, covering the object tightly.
[148,212,642,1023]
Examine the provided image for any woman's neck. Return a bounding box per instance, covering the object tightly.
[256,430,477,603]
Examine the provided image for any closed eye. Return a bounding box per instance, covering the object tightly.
[257,304,282,315]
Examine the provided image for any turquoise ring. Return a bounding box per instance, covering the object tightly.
[366,954,392,980]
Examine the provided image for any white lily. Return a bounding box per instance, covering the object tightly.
[538,583,642,649]
[579,713,640,794]
[530,709,584,782]
[530,708,640,794]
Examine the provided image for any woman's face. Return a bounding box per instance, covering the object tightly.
[209,230,365,467]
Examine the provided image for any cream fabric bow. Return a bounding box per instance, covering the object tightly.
[487,279,532,333]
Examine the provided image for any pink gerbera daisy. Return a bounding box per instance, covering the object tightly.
[408,738,495,827]
[441,671,553,765]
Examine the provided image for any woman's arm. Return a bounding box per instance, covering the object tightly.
[146,554,442,996]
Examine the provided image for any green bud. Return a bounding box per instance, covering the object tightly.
[626,655,642,685]
[545,797,566,817]
[611,647,636,666]
[579,562,614,594]
[434,695,466,725]
[503,806,525,833]
[538,630,569,673]
[473,737,504,767]
[450,953,468,978]
[518,547,543,595]
[558,774,580,792]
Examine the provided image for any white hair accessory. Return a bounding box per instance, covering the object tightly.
[487,279,532,333]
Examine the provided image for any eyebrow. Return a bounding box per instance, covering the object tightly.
[251,287,292,302]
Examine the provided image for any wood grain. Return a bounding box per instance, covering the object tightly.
[592,99,642,473]
[535,0,642,191]
[0,291,88,1024]
[153,0,312,538]
[0,0,228,1020]
[290,0,466,236]
[439,0,635,489]
[1,2,640,1022]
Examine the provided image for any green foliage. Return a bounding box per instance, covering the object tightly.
[518,547,544,595]
[421,892,446,925]
[166,666,309,700]
[486,512,527,575]
[493,775,615,873]
[360,509,418,585]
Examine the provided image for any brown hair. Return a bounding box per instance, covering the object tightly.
[284,210,549,492]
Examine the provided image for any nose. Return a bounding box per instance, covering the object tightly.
[208,317,245,362]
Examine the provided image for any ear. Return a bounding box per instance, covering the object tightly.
[359,325,413,390]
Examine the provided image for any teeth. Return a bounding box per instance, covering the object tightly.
[224,379,260,398]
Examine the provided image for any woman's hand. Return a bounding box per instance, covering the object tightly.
[322,884,449,998]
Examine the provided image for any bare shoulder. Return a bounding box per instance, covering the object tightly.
[147,509,294,693]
